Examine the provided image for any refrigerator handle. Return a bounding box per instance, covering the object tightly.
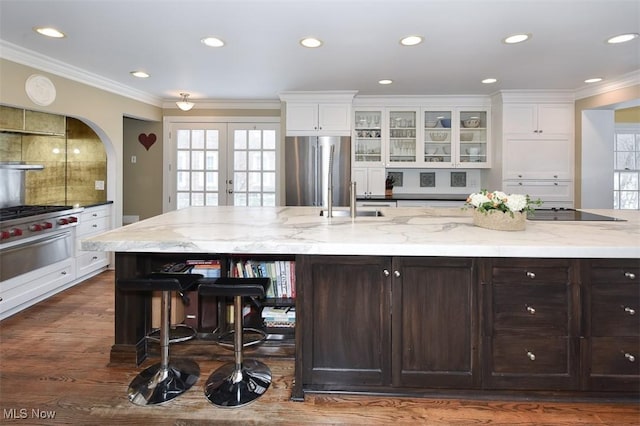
[312,143,319,206]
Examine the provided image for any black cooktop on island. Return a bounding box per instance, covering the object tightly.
[527,208,625,222]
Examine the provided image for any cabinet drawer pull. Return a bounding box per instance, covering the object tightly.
[61,271,67,275]
[383,269,390,277]
[526,351,536,361]
[526,305,536,315]
[624,272,636,280]
[625,353,636,362]
[624,306,636,315]
[393,270,401,278]
[526,271,536,279]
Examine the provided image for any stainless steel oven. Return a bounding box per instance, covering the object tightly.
[0,206,83,281]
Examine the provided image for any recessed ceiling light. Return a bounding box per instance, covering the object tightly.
[378,79,393,85]
[482,78,497,84]
[34,27,65,38]
[300,37,323,48]
[584,77,603,83]
[201,37,225,47]
[400,35,423,46]
[503,33,531,44]
[130,71,150,78]
[606,33,639,44]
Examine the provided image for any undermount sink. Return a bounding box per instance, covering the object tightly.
[319,210,384,217]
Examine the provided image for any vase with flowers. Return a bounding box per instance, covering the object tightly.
[465,189,542,231]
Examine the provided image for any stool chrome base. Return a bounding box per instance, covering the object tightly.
[128,359,200,406]
[204,359,272,408]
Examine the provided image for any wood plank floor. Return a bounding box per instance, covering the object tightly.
[0,270,638,425]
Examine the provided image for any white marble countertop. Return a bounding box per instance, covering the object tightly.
[81,206,640,258]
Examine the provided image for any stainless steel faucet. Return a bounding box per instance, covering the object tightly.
[350,181,357,219]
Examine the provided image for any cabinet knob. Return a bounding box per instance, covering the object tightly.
[394,270,401,278]
[533,130,538,134]
[624,272,636,280]
[526,305,536,315]
[526,271,536,279]
[526,351,536,361]
[383,269,390,277]
[624,306,636,315]
[625,353,636,362]
[61,271,67,275]
[518,174,523,178]
[539,130,543,134]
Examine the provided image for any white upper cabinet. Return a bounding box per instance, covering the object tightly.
[503,103,573,136]
[280,91,357,136]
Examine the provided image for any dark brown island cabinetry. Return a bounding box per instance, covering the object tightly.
[582,259,640,392]
[294,256,478,398]
[480,258,580,390]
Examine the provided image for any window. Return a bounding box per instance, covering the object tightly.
[613,125,640,210]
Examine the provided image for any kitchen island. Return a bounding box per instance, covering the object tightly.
[82,206,640,400]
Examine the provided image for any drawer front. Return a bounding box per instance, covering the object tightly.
[589,263,640,284]
[590,337,640,376]
[491,336,570,375]
[81,205,111,221]
[77,216,110,236]
[491,260,570,285]
[492,283,568,335]
[591,284,640,336]
[76,251,109,277]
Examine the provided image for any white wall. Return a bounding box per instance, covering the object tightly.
[581,110,614,208]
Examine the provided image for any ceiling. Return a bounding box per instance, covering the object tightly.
[0,0,639,104]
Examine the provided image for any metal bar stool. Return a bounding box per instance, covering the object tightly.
[198,277,272,408]
[117,273,202,405]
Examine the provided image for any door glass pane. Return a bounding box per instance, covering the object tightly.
[614,127,640,210]
[175,127,222,208]
[234,151,247,170]
[229,127,278,206]
[192,130,205,149]
[248,151,262,170]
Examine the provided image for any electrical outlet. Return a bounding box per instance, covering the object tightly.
[95,180,105,190]
[131,155,137,164]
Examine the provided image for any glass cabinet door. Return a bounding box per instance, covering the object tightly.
[388,110,417,164]
[423,110,452,165]
[354,110,383,164]
[458,110,488,165]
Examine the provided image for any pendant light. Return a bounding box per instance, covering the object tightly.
[176,93,195,111]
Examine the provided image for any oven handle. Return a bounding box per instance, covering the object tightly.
[0,231,71,254]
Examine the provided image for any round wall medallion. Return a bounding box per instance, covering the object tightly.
[25,74,57,106]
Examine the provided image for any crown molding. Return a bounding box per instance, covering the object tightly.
[574,69,640,100]
[0,39,162,106]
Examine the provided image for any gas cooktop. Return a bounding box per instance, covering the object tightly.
[527,208,625,222]
[0,205,74,222]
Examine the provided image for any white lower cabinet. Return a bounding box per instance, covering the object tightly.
[75,204,112,280]
[353,167,386,196]
[503,180,574,209]
[0,259,75,320]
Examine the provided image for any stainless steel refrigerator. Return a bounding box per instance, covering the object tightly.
[285,136,351,207]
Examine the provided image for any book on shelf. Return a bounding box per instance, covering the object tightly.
[187,259,221,278]
[230,259,295,300]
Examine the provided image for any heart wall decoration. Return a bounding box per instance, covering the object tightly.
[138,133,157,151]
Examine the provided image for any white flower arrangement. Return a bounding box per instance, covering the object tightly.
[465,189,542,217]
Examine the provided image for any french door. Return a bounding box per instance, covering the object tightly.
[166,121,279,211]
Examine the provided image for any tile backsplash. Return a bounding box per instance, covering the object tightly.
[387,168,481,195]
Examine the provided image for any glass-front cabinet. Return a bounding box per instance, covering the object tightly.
[353,104,490,169]
[353,109,383,166]
[423,109,489,168]
[457,110,488,167]
[423,110,453,166]
[387,109,417,165]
